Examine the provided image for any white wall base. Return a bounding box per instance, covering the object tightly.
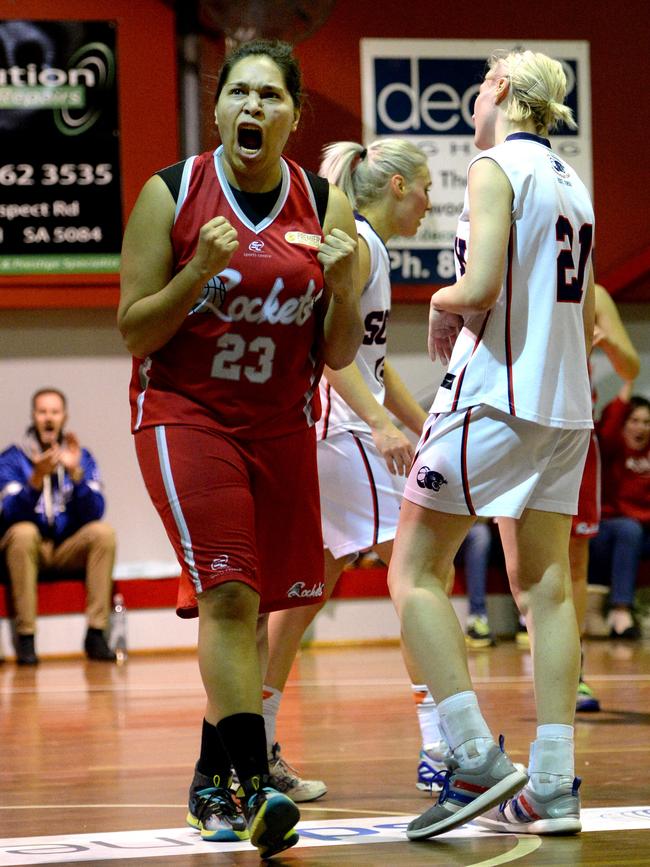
[1,608,198,661]
[1,595,519,660]
[306,593,519,645]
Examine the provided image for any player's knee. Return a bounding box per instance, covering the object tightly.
[530,570,571,608]
[199,579,259,623]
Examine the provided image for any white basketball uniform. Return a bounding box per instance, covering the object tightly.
[316,216,405,557]
[406,133,594,518]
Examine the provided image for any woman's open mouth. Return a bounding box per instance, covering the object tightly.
[237,125,263,154]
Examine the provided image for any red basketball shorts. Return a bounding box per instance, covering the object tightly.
[134,424,325,616]
[571,431,601,538]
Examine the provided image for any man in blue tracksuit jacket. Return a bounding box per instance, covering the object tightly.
[0,388,116,664]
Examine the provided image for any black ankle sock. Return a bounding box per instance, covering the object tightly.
[196,718,232,783]
[216,713,269,795]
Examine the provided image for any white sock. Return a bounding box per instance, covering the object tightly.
[411,684,448,755]
[438,690,494,769]
[528,724,575,796]
[262,685,282,756]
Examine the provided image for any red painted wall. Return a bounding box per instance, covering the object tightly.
[3,1,647,303]
[290,1,648,300]
[200,1,650,301]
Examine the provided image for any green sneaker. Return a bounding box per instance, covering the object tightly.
[576,679,600,712]
[245,783,300,859]
[465,614,496,649]
[186,770,249,842]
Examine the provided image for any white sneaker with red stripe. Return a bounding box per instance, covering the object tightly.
[474,777,582,835]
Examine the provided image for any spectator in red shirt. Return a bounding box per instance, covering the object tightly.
[588,381,650,638]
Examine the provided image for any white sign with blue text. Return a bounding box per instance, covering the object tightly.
[360,39,592,286]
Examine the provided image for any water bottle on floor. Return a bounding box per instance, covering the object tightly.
[110,592,128,664]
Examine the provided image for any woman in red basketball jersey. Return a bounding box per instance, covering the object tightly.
[588,380,650,637]
[118,39,362,859]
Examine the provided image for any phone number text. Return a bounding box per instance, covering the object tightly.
[0,163,113,186]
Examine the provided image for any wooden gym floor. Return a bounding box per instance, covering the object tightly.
[1,637,649,866]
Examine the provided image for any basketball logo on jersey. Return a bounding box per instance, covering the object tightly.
[190,271,240,315]
[416,466,448,492]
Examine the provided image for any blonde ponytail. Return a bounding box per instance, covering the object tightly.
[490,49,577,133]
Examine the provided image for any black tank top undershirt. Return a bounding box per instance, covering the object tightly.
[156,158,329,227]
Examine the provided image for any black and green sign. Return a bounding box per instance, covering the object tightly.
[0,20,121,275]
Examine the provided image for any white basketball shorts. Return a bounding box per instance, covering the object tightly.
[317,429,405,558]
[404,405,591,519]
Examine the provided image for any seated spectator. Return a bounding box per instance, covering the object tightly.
[457,519,496,648]
[588,381,650,638]
[0,388,117,664]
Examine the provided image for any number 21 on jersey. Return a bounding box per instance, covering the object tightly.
[556,216,593,303]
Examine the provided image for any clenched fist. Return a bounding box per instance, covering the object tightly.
[318,228,357,296]
[192,216,239,280]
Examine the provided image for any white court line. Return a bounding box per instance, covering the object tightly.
[0,806,649,865]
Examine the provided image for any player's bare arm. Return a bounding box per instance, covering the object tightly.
[118,175,238,358]
[582,267,596,357]
[324,361,414,476]
[592,283,640,380]
[319,184,363,369]
[383,361,428,436]
[432,159,513,316]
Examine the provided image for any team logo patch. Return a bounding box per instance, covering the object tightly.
[245,238,271,259]
[440,372,456,390]
[285,230,321,249]
[549,152,570,179]
[416,466,448,492]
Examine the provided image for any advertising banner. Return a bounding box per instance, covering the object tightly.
[0,20,121,276]
[360,39,592,289]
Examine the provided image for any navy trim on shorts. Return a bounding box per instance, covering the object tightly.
[451,312,491,411]
[505,226,516,415]
[350,431,380,546]
[412,416,433,468]
[460,409,476,516]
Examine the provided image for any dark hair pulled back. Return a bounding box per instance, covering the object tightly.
[214,39,303,108]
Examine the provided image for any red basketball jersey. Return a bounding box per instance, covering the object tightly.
[129,147,325,438]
